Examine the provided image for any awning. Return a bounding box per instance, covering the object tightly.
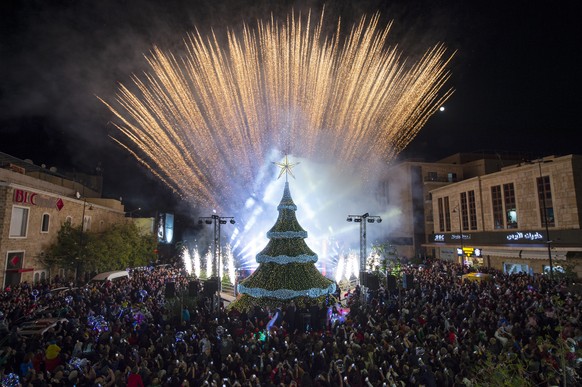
[480,249,567,261]
[422,243,569,261]
[5,268,34,273]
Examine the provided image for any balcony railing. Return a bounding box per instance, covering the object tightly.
[424,175,459,183]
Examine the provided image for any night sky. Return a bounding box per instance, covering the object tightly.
[1,0,578,217]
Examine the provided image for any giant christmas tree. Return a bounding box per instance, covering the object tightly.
[230,156,336,311]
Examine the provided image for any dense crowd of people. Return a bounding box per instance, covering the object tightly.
[0,260,581,386]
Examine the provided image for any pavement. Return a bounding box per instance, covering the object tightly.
[220,291,237,305]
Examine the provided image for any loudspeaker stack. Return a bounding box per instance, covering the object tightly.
[203,277,219,296]
[386,275,397,291]
[188,281,198,296]
[402,274,414,289]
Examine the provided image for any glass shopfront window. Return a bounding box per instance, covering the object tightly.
[503,262,529,275]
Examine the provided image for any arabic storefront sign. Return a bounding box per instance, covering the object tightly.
[431,229,582,246]
[505,231,544,241]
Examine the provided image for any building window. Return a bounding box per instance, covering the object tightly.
[444,196,451,232]
[504,183,517,229]
[376,181,390,206]
[438,198,445,232]
[437,197,455,232]
[9,206,29,237]
[427,171,438,181]
[537,175,555,227]
[543,264,563,274]
[491,185,504,229]
[460,192,469,231]
[41,213,50,233]
[33,271,48,284]
[83,216,92,232]
[503,263,529,275]
[468,190,477,230]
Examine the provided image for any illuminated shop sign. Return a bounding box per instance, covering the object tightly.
[431,229,581,246]
[433,233,472,242]
[457,247,482,257]
[506,231,544,241]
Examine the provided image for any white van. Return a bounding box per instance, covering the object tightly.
[89,270,130,285]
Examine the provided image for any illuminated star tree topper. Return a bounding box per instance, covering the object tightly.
[273,155,300,182]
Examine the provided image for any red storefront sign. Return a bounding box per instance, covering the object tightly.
[13,189,37,205]
[13,189,64,211]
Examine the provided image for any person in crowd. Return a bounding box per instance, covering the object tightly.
[127,365,145,387]
[182,306,191,326]
[0,261,580,386]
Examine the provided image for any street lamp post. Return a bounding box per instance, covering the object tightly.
[198,214,235,292]
[346,213,382,287]
[537,160,554,280]
[453,206,463,265]
[75,192,88,285]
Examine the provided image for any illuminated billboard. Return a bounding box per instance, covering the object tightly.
[157,213,174,244]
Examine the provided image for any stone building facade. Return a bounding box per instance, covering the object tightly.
[380,152,522,261]
[426,154,582,278]
[0,153,126,287]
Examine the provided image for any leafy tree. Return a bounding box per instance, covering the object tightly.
[471,352,535,387]
[471,294,579,386]
[44,220,158,279]
[84,221,157,273]
[42,220,83,271]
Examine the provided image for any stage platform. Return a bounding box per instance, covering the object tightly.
[220,291,236,305]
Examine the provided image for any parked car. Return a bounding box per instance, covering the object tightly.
[48,286,76,297]
[89,270,130,285]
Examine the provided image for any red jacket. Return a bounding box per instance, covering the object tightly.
[127,373,144,387]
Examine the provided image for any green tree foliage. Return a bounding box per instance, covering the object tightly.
[370,243,398,273]
[471,294,578,386]
[44,220,158,275]
[471,352,535,387]
[43,220,82,270]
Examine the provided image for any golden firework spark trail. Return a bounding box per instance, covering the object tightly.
[102,10,454,210]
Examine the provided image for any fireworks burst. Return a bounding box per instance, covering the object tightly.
[102,9,453,212]
[193,247,201,278]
